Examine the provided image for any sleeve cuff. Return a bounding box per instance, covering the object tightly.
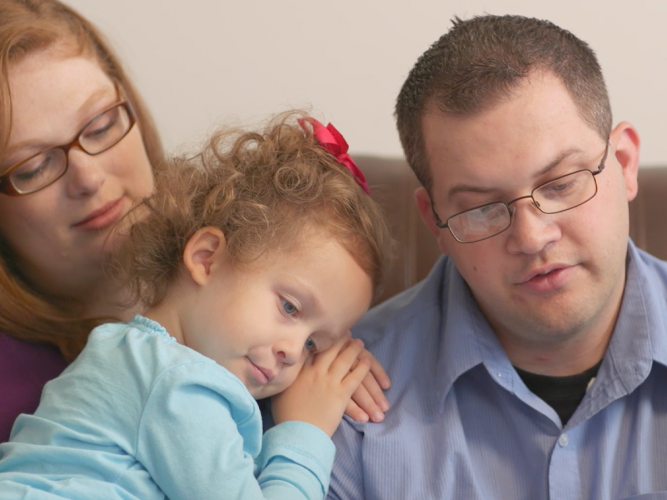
[258,421,335,492]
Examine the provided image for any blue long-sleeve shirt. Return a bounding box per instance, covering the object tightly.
[329,240,667,500]
[0,316,334,500]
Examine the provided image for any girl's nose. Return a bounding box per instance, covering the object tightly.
[273,337,305,366]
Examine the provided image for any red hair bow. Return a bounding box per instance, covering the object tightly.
[298,117,370,195]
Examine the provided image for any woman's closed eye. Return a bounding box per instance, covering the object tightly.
[83,114,116,142]
[13,153,57,182]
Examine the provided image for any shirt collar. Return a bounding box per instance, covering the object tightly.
[434,258,515,409]
[605,241,667,375]
[434,239,667,411]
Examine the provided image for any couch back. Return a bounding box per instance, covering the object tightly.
[357,155,667,305]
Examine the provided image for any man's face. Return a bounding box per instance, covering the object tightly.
[416,71,639,350]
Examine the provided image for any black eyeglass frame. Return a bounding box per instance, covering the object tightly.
[431,141,610,244]
[0,98,137,196]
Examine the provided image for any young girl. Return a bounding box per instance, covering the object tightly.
[0,112,392,499]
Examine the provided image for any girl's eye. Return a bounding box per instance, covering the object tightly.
[304,337,317,352]
[281,299,298,316]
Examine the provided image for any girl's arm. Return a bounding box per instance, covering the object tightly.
[137,360,347,500]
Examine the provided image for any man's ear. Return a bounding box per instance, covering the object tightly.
[415,186,443,238]
[183,227,227,286]
[609,121,640,202]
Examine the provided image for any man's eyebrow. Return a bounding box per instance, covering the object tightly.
[533,147,586,178]
[446,147,587,200]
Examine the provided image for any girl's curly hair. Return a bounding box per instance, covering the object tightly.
[114,111,393,307]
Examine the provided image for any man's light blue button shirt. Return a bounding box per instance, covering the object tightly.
[329,240,667,500]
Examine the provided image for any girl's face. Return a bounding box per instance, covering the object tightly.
[179,234,374,400]
[0,46,154,302]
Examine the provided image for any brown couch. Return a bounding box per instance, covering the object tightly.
[357,155,667,306]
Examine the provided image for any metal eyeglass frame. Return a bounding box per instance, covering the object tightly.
[431,141,610,243]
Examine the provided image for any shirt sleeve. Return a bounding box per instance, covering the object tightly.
[135,361,333,500]
[257,421,335,498]
[326,417,365,500]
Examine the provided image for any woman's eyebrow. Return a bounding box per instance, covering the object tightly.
[2,88,117,161]
[79,87,117,116]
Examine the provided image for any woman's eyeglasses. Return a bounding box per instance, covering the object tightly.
[0,100,136,196]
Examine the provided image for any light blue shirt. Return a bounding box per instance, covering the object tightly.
[0,316,334,500]
[329,240,667,500]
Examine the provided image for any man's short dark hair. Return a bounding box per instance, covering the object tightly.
[396,15,612,192]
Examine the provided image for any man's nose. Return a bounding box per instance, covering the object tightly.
[504,198,561,255]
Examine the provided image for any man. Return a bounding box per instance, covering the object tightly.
[328,15,667,499]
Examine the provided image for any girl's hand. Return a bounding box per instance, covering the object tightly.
[271,333,371,437]
[344,347,391,423]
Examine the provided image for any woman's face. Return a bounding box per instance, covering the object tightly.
[0,46,154,301]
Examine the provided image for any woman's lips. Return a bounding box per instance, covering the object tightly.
[72,198,124,231]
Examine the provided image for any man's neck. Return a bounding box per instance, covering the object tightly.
[500,329,611,376]
[491,281,624,377]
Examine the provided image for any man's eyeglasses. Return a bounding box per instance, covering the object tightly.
[0,100,136,196]
[432,142,610,243]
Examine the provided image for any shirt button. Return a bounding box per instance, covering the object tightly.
[558,433,569,447]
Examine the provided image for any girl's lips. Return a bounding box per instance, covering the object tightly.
[517,265,575,293]
[72,198,124,231]
[249,359,274,385]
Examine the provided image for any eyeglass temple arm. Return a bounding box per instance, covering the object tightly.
[593,140,611,176]
[431,202,448,229]
[0,175,17,195]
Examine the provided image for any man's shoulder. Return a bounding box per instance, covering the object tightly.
[353,255,450,346]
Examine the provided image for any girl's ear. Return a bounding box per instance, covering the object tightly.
[183,227,227,285]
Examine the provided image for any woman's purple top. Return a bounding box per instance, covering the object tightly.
[0,332,66,442]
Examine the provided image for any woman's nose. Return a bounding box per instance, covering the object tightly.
[64,148,106,198]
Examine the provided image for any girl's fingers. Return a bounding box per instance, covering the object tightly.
[358,369,390,413]
[310,331,352,367]
[341,356,371,391]
[348,382,383,422]
[327,338,365,379]
[353,373,388,421]
[359,349,392,390]
[343,399,370,423]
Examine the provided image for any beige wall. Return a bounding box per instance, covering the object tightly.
[63,0,667,166]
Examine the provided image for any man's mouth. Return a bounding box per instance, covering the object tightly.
[517,264,576,293]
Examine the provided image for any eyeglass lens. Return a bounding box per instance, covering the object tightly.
[9,104,132,194]
[448,169,597,243]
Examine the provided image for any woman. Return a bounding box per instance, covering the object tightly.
[0,0,164,442]
[0,0,389,443]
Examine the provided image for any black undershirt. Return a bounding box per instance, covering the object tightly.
[514,360,602,425]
